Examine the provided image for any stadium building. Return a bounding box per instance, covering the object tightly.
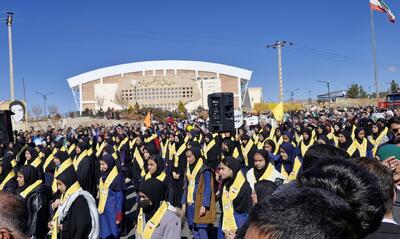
[67,60,252,113]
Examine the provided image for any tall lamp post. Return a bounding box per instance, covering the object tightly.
[130,80,138,104]
[6,12,15,101]
[35,91,53,120]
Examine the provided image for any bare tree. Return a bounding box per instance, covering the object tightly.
[47,105,59,115]
[96,96,105,110]
[31,105,43,118]
[113,93,129,110]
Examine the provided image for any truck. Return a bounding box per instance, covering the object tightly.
[378,92,400,109]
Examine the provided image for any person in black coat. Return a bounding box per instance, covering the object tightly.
[0,153,18,192]
[74,142,96,198]
[16,165,50,239]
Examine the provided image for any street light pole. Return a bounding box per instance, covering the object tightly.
[35,91,53,120]
[7,12,15,101]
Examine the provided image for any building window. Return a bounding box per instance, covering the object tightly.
[204,77,208,80]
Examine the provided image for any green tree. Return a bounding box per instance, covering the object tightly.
[178,100,186,114]
[134,102,140,112]
[347,84,360,98]
[390,80,399,92]
[359,86,368,99]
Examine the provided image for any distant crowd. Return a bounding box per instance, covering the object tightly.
[0,106,399,238]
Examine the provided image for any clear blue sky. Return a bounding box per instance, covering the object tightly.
[0,0,399,113]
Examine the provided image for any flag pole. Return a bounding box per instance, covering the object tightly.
[370,7,380,100]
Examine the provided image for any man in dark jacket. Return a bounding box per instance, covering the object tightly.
[358,158,400,239]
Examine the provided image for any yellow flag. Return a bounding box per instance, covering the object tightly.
[144,112,151,128]
[272,102,284,122]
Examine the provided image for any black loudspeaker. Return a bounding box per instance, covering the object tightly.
[0,110,14,144]
[208,92,234,132]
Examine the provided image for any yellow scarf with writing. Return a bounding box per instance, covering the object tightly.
[52,159,73,193]
[98,166,119,214]
[222,171,246,231]
[51,181,81,239]
[73,150,88,171]
[0,170,15,190]
[20,180,42,198]
[137,201,169,239]
[186,158,203,204]
[281,157,302,182]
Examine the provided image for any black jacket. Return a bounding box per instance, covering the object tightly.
[365,222,400,239]
[25,184,50,239]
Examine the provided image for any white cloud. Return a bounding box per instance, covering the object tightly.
[388,65,399,72]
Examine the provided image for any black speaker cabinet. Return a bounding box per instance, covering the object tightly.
[208,93,234,132]
[0,110,14,144]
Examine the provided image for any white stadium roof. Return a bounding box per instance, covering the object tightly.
[67,60,252,87]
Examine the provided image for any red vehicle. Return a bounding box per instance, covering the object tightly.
[378,92,400,109]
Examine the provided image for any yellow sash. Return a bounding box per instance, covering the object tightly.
[232,147,240,159]
[98,166,119,214]
[43,148,58,172]
[222,171,245,231]
[300,138,315,157]
[161,141,168,159]
[257,139,267,150]
[87,147,93,157]
[129,139,136,149]
[137,201,169,239]
[73,150,87,171]
[272,136,283,154]
[145,171,166,182]
[251,163,274,184]
[186,159,204,204]
[295,133,303,145]
[203,139,216,158]
[134,148,146,177]
[145,134,157,143]
[20,180,42,198]
[52,159,73,193]
[241,140,254,167]
[51,181,81,239]
[96,142,106,158]
[281,157,302,182]
[0,170,15,190]
[351,125,356,139]
[174,144,186,168]
[68,144,76,155]
[370,127,388,156]
[168,143,176,161]
[118,137,129,152]
[354,138,368,157]
[27,155,42,168]
[11,159,16,168]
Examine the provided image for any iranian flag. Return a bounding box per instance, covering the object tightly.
[370,0,396,23]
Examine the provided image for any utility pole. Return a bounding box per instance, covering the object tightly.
[267,41,292,103]
[7,12,15,101]
[35,91,53,120]
[318,80,331,101]
[308,90,312,104]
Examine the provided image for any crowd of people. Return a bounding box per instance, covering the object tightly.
[0,106,399,239]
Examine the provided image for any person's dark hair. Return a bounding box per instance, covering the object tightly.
[302,144,349,171]
[0,191,29,238]
[355,157,395,214]
[297,158,385,236]
[388,116,400,127]
[243,187,361,239]
[254,180,277,204]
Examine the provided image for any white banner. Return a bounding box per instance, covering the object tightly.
[234,110,243,128]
